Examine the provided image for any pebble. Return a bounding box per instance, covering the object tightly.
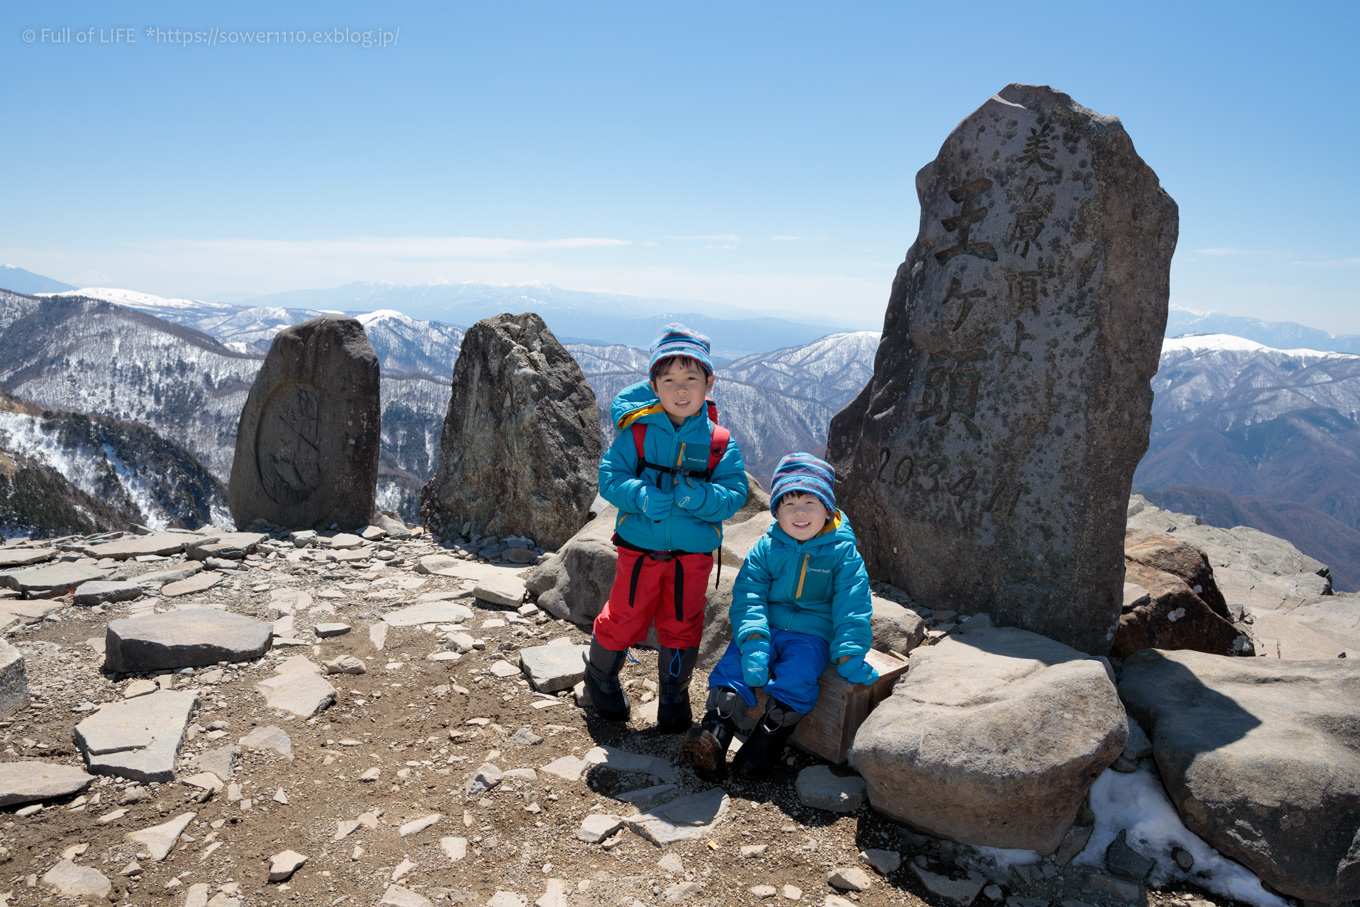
[400,813,442,836]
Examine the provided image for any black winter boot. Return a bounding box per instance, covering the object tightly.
[730,698,803,779]
[656,645,699,734]
[680,687,743,777]
[582,637,631,722]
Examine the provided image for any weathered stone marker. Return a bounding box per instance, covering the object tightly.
[420,313,600,550]
[828,84,1178,654]
[228,314,381,531]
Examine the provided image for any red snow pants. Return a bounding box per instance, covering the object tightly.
[591,542,714,651]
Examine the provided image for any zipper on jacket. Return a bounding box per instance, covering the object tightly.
[796,553,809,599]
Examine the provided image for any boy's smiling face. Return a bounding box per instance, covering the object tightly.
[776,491,830,541]
[650,358,714,426]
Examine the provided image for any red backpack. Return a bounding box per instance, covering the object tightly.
[630,396,730,482]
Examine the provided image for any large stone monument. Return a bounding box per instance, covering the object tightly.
[228,314,381,531]
[420,313,600,550]
[828,84,1177,654]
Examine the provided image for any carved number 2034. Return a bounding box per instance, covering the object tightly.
[875,449,967,494]
[875,448,1001,508]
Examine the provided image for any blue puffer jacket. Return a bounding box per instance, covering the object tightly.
[599,381,747,554]
[730,512,873,662]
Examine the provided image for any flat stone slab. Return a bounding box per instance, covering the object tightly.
[239,726,293,759]
[0,563,109,597]
[188,532,266,561]
[0,761,94,807]
[74,690,198,782]
[126,811,196,861]
[134,563,202,586]
[518,644,588,693]
[627,787,730,845]
[472,575,527,608]
[0,547,56,569]
[584,745,678,782]
[161,571,224,597]
[314,622,351,638]
[257,667,337,718]
[73,580,143,606]
[42,860,111,899]
[795,765,867,813]
[0,638,28,719]
[83,532,194,560]
[383,600,474,626]
[105,610,273,673]
[414,554,462,576]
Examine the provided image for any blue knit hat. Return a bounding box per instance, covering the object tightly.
[649,324,713,377]
[770,452,836,517]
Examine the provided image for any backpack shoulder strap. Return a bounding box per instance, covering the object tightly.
[631,423,648,478]
[706,425,730,479]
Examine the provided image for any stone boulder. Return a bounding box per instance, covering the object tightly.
[1111,561,1253,660]
[828,84,1178,655]
[1120,648,1360,905]
[1124,529,1229,619]
[228,314,381,531]
[853,620,1127,854]
[869,596,926,656]
[420,313,600,550]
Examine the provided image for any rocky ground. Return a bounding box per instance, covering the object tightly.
[0,526,1253,907]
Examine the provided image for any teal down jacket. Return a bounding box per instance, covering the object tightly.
[599,381,748,554]
[730,512,873,662]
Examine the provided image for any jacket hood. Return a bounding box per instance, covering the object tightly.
[611,380,666,429]
[769,510,856,550]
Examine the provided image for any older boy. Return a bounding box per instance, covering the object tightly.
[585,325,748,732]
[681,453,878,778]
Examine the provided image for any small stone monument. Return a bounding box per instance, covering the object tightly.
[828,84,1178,654]
[420,312,600,550]
[228,314,381,531]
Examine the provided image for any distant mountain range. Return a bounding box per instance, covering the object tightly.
[1136,334,1360,590]
[6,266,1360,590]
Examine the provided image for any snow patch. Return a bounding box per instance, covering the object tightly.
[1078,766,1289,907]
[1162,333,1357,360]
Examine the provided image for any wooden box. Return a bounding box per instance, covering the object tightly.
[746,647,910,764]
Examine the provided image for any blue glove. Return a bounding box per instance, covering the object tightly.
[739,636,771,688]
[674,479,709,512]
[837,654,879,686]
[637,486,673,520]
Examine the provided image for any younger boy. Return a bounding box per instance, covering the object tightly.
[585,325,748,732]
[681,453,878,778]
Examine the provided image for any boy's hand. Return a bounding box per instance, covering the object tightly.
[836,654,879,686]
[636,486,673,520]
[739,636,771,688]
[674,479,709,512]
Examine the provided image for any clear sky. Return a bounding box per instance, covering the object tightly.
[3,1,1358,331]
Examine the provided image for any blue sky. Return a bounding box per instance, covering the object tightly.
[3,1,1358,331]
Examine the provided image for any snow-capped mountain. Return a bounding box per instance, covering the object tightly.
[55,289,466,375]
[0,290,449,521]
[1138,333,1360,590]
[1166,307,1360,355]
[0,388,228,537]
[1152,333,1360,432]
[723,331,880,413]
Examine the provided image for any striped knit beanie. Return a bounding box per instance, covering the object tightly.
[649,324,713,377]
[770,452,836,517]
